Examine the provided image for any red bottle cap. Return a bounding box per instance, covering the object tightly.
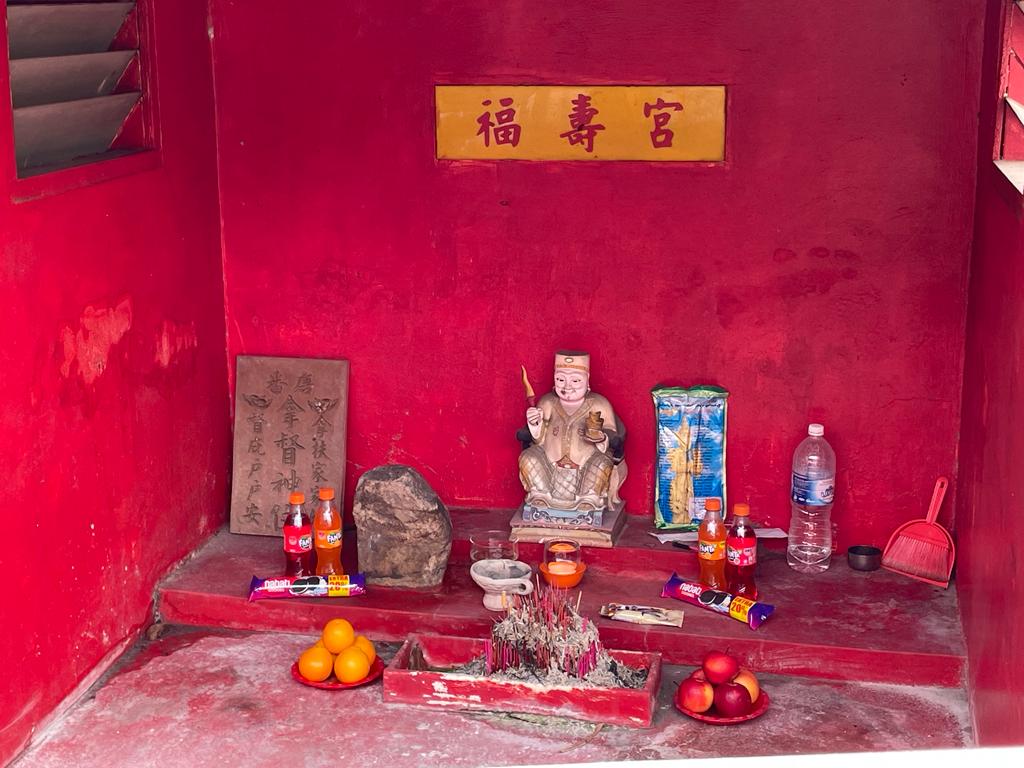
[288,492,304,504]
[318,487,335,501]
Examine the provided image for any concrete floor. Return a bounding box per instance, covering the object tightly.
[13,628,972,768]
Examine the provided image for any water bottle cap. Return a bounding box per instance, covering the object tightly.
[808,423,824,437]
[318,487,335,501]
[288,492,305,504]
[733,503,750,517]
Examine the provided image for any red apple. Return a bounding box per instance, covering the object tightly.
[689,667,707,681]
[714,681,753,717]
[702,651,740,684]
[733,667,760,704]
[676,677,715,714]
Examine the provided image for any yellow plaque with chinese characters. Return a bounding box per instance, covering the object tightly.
[435,85,725,161]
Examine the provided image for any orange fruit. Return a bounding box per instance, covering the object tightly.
[334,647,370,683]
[353,635,376,665]
[297,646,334,682]
[321,618,355,654]
[314,638,326,649]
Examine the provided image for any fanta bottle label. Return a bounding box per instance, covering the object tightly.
[284,525,312,553]
[726,536,757,566]
[698,539,725,560]
[317,528,342,549]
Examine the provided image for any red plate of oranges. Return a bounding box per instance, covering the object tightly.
[674,650,769,724]
[291,617,382,690]
[291,657,384,690]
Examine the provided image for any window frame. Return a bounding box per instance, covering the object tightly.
[994,0,1024,194]
[0,0,163,203]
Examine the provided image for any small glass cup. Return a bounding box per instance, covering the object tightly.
[469,530,519,562]
[543,538,582,575]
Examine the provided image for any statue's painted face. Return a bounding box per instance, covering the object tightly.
[554,368,588,404]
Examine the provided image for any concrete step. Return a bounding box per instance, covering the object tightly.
[156,509,967,687]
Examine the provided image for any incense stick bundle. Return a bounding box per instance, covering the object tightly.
[486,585,605,679]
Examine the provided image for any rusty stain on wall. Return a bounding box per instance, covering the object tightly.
[59,298,133,384]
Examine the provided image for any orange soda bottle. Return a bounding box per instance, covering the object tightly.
[313,487,343,575]
[697,498,727,591]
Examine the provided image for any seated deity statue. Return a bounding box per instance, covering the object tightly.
[517,351,626,518]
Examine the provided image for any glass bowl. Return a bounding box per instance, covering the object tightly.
[469,530,518,562]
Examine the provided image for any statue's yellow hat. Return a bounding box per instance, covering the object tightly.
[555,350,590,372]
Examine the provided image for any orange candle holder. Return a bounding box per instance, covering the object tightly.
[539,538,586,588]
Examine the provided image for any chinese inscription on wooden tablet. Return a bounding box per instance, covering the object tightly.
[230,355,349,535]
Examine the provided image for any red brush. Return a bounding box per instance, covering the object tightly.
[881,477,954,588]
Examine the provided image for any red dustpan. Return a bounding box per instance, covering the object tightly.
[881,477,954,588]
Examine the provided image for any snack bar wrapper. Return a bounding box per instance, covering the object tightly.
[660,572,773,630]
[248,573,366,602]
[599,603,684,627]
[651,385,728,530]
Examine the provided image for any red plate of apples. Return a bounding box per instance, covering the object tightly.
[674,650,769,724]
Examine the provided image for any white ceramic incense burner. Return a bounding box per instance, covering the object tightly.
[470,559,534,611]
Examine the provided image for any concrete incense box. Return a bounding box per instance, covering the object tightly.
[383,633,662,728]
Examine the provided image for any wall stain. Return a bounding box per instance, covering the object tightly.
[155,320,198,368]
[59,298,132,385]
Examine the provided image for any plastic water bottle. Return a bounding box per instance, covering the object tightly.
[787,423,836,573]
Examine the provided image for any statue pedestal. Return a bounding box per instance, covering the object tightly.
[521,503,609,527]
[509,504,627,548]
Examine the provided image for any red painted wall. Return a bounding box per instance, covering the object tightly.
[957,0,1024,746]
[0,2,229,763]
[211,0,984,547]
[210,0,986,544]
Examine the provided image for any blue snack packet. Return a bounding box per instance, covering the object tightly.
[652,385,728,530]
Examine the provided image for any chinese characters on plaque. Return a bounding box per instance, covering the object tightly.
[436,85,725,161]
[230,356,349,536]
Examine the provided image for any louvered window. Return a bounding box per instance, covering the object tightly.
[5,1,154,178]
[997,1,1024,191]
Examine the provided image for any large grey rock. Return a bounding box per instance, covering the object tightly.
[352,464,452,588]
